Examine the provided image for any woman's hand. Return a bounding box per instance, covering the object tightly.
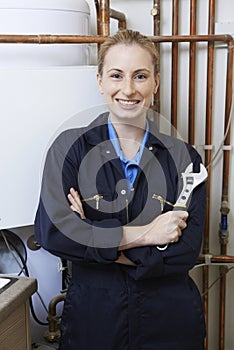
[68,187,188,248]
[68,188,136,265]
[121,210,188,250]
[115,252,136,266]
[143,210,188,245]
[67,187,86,219]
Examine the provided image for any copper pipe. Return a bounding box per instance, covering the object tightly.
[188,0,197,145]
[48,293,66,318]
[171,0,179,133]
[44,293,66,342]
[208,0,216,35]
[219,266,226,350]
[0,34,232,44]
[99,0,110,36]
[152,0,161,116]
[94,0,101,35]
[198,254,234,264]
[109,8,127,30]
[203,2,216,348]
[206,0,226,346]
[0,34,107,44]
[95,0,126,34]
[149,34,233,43]
[222,41,234,199]
[152,0,161,51]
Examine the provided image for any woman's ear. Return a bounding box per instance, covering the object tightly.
[97,73,104,94]
[154,73,160,94]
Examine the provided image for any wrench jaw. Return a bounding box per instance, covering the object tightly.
[174,163,208,211]
[184,162,194,174]
[195,164,208,186]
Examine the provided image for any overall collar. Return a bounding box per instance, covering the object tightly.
[84,112,174,152]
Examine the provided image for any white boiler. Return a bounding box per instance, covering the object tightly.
[0,0,90,66]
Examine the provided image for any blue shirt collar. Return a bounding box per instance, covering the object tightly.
[108,116,149,165]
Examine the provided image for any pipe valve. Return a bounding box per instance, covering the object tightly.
[220,200,230,215]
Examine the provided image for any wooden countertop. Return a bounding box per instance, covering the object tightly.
[0,274,37,323]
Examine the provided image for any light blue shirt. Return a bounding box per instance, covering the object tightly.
[108,117,149,188]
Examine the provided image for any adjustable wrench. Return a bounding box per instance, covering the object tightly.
[173,162,208,210]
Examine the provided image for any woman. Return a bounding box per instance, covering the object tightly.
[35,29,206,350]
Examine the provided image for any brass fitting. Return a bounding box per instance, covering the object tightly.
[220,200,230,215]
[44,293,67,343]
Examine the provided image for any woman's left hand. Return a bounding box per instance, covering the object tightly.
[115,252,136,266]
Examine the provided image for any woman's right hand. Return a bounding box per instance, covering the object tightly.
[68,187,86,219]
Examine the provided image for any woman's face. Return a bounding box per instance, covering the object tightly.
[97,44,159,123]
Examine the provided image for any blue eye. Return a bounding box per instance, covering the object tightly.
[135,74,147,80]
[111,73,122,79]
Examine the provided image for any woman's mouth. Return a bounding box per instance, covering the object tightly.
[116,98,140,106]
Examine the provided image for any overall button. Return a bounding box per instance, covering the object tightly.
[121,189,126,195]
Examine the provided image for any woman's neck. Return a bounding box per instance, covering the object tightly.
[110,115,146,140]
[110,117,147,160]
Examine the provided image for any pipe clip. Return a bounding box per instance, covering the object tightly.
[205,254,213,265]
[222,145,232,151]
[203,145,214,150]
[37,34,42,44]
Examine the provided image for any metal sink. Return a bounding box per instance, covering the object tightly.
[0,277,17,293]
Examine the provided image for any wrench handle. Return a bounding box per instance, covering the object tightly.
[173,203,187,211]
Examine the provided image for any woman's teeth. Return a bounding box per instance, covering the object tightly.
[118,99,138,105]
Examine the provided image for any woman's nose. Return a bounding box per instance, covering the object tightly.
[121,78,135,96]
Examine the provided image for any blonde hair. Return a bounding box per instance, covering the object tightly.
[98,29,159,76]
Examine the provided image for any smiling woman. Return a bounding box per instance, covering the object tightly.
[35,29,207,350]
[97,45,159,121]
[97,31,159,127]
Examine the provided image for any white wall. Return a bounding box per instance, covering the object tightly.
[0,0,233,348]
[0,66,104,229]
[0,66,105,344]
